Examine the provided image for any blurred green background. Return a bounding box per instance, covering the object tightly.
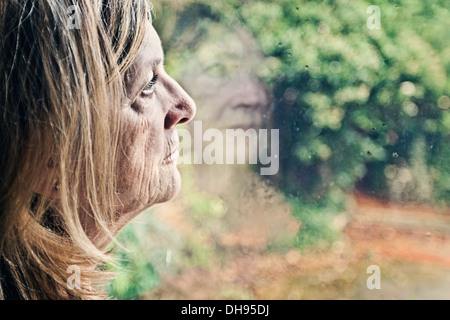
[108,0,450,299]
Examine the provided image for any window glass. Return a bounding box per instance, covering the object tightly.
[110,0,450,300]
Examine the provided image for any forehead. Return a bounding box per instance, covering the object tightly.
[127,25,164,77]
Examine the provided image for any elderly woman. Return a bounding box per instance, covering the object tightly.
[0,0,195,299]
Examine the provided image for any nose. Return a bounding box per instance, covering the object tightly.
[164,75,197,129]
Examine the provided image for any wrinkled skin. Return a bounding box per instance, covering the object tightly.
[92,24,196,247]
[116,24,196,216]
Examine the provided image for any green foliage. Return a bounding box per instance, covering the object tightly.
[290,200,339,251]
[232,0,450,205]
[108,225,160,299]
[155,0,450,206]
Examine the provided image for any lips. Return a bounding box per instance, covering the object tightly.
[163,149,179,164]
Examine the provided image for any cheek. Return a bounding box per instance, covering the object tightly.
[116,114,163,210]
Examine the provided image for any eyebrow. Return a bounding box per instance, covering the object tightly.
[151,57,162,69]
[140,57,162,88]
[130,57,163,97]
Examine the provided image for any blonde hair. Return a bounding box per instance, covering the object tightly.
[0,0,152,299]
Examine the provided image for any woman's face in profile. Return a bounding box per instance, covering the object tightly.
[115,24,196,217]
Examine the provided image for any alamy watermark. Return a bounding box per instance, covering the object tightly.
[178,121,280,176]
[67,265,81,290]
[67,4,81,30]
[367,5,381,30]
[366,265,381,290]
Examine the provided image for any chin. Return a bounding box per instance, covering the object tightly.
[154,165,182,204]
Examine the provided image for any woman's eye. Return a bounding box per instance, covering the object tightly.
[142,74,159,96]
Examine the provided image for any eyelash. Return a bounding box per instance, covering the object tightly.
[142,74,159,96]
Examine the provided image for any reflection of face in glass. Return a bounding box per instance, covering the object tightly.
[161,20,273,197]
[169,22,271,130]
